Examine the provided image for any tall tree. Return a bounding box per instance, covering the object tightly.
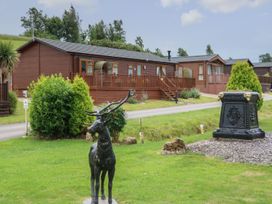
[177,48,188,57]
[135,36,144,49]
[259,53,272,62]
[206,44,214,55]
[154,48,164,57]
[88,20,107,41]
[112,20,126,42]
[106,23,115,41]
[46,16,63,40]
[0,42,19,83]
[62,6,81,43]
[21,7,47,37]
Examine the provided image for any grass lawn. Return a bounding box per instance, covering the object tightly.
[0,101,25,125]
[122,96,216,111]
[0,34,29,49]
[0,102,272,203]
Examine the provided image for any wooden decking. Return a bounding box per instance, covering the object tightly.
[83,74,195,102]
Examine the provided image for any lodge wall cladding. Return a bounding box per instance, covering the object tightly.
[13,42,73,92]
[74,55,175,77]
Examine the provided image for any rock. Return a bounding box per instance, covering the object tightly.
[162,138,186,155]
[187,133,272,165]
[123,137,137,145]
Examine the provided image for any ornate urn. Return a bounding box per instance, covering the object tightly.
[213,92,265,140]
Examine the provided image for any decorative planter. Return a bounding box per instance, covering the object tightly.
[213,92,265,140]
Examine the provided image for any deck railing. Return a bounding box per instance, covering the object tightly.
[83,74,195,90]
[0,82,8,101]
[208,74,229,84]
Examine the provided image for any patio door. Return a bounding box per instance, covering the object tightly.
[156,66,166,77]
[79,59,94,76]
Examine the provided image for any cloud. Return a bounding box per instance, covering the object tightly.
[200,0,267,13]
[38,0,96,8]
[160,0,189,7]
[181,9,203,26]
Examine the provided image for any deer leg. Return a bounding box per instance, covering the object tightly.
[90,165,95,197]
[108,168,115,204]
[101,170,107,200]
[92,168,101,204]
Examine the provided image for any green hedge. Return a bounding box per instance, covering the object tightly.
[226,61,263,110]
[29,75,94,139]
[8,91,18,114]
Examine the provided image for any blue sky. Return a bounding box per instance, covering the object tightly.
[0,0,272,61]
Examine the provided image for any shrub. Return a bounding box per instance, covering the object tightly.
[226,61,263,110]
[105,107,126,143]
[8,91,18,114]
[179,88,201,99]
[190,88,200,99]
[68,75,94,136]
[29,75,94,139]
[127,97,138,104]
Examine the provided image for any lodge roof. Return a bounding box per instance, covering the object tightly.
[172,54,222,63]
[18,38,175,64]
[224,58,253,66]
[253,62,272,68]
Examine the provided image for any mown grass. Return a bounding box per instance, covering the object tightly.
[0,135,272,204]
[0,101,25,125]
[121,100,272,141]
[0,102,272,204]
[122,96,216,111]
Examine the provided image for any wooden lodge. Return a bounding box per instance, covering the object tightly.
[14,38,197,104]
[12,38,272,104]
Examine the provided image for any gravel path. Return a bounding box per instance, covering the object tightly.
[188,133,272,165]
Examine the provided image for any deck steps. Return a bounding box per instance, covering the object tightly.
[159,77,178,102]
[0,101,10,116]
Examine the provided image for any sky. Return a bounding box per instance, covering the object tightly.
[0,0,272,62]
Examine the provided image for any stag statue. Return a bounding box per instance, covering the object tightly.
[86,90,134,204]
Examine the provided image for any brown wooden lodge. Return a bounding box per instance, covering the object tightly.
[7,38,272,105]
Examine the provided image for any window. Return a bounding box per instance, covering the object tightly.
[183,68,193,78]
[137,65,142,76]
[112,63,118,75]
[156,66,160,76]
[87,61,94,76]
[176,67,183,78]
[215,66,223,75]
[128,65,133,76]
[207,65,212,75]
[198,65,204,80]
[162,67,166,76]
[80,59,94,76]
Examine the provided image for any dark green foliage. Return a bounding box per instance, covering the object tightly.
[45,16,63,40]
[179,88,201,99]
[104,107,126,142]
[62,6,81,43]
[68,76,94,136]
[21,7,47,37]
[127,97,138,104]
[8,91,18,114]
[0,41,19,72]
[206,44,214,55]
[29,75,94,139]
[226,61,263,110]
[154,48,164,57]
[90,39,143,52]
[177,48,188,57]
[259,53,272,62]
[135,36,144,49]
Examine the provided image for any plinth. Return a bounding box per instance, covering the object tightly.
[83,198,118,204]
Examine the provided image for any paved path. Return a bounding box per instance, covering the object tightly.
[1,94,272,141]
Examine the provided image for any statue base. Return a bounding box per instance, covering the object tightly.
[83,198,118,204]
[213,128,265,140]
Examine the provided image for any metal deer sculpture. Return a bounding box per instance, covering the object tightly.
[86,90,134,204]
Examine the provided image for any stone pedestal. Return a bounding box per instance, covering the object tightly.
[213,92,265,140]
[83,198,118,204]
